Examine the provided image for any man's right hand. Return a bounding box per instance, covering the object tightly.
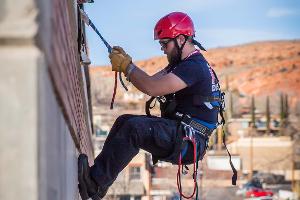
[109,46,132,73]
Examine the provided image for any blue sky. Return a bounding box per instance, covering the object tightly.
[84,0,300,66]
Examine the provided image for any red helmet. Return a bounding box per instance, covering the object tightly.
[154,12,195,40]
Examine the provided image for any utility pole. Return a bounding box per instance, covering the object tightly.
[292,139,295,195]
[249,127,254,180]
[291,132,300,199]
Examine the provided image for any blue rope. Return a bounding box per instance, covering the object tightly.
[80,8,128,91]
[89,23,112,53]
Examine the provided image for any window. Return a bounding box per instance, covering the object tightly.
[95,129,107,137]
[129,166,141,180]
[134,196,141,200]
[120,195,130,200]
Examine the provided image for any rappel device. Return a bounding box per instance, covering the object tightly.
[79,8,128,109]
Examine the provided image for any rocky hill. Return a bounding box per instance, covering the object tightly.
[89,40,300,119]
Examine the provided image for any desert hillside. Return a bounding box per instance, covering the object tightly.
[90,40,300,120]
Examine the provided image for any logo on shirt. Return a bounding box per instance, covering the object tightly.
[207,63,218,92]
[212,83,220,92]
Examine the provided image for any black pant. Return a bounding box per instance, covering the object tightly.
[90,114,207,191]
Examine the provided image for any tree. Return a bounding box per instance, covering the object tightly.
[285,94,289,119]
[251,95,256,128]
[280,93,290,135]
[266,96,271,134]
[280,93,286,135]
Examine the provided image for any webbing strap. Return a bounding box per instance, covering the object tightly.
[145,96,156,116]
[192,38,207,51]
[222,128,237,185]
[219,102,226,125]
[210,66,236,184]
[173,113,212,137]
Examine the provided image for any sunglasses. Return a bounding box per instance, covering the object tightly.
[159,38,173,48]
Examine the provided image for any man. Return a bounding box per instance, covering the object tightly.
[78,12,223,200]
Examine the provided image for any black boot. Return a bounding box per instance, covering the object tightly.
[78,154,107,200]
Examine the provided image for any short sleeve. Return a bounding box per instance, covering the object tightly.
[171,60,205,86]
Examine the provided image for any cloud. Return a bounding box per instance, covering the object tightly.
[168,0,236,12]
[266,8,299,18]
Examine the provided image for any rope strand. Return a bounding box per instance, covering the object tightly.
[110,72,118,109]
[177,135,199,199]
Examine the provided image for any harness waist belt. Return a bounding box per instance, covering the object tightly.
[174,112,213,138]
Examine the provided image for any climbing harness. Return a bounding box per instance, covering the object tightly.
[79,8,128,109]
[174,112,211,200]
[174,111,236,200]
[145,65,237,199]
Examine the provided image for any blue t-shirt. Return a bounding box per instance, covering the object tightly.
[169,52,220,124]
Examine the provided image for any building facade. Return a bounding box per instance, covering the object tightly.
[0,0,94,199]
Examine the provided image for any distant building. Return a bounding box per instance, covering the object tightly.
[123,92,145,102]
[93,114,152,200]
[227,136,298,180]
[227,118,252,138]
[105,152,152,200]
[227,114,281,138]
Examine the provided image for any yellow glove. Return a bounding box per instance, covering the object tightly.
[113,46,128,56]
[109,46,132,73]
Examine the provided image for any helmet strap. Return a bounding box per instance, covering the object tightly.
[191,38,207,51]
[174,35,188,62]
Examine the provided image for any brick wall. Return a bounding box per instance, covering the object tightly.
[47,0,94,159]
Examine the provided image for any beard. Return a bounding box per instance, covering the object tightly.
[167,47,181,66]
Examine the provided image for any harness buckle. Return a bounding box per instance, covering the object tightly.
[183,124,196,140]
[177,113,212,139]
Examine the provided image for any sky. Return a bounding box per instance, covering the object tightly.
[84,0,300,66]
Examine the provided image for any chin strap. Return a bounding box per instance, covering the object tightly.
[173,35,188,62]
[173,35,207,63]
